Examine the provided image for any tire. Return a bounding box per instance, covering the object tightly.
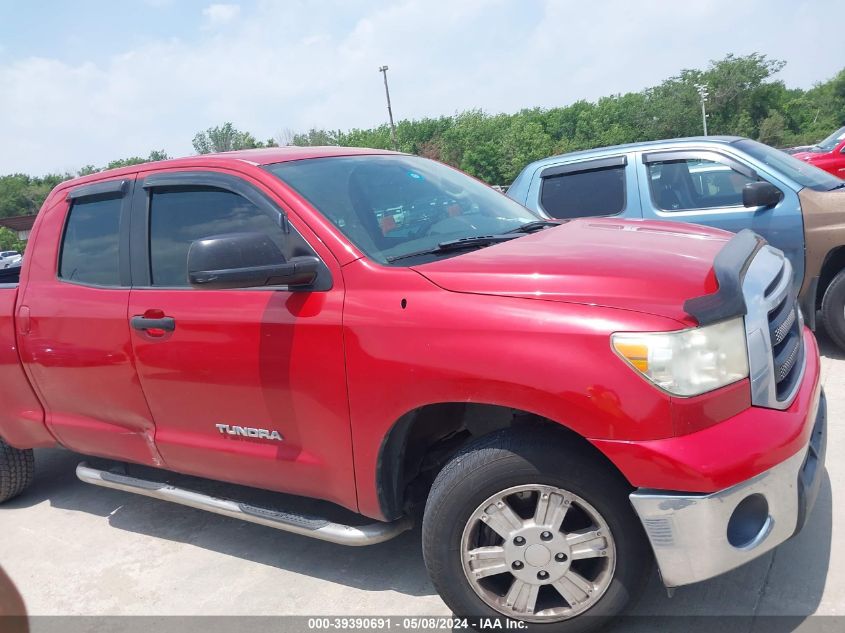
[0,437,34,503]
[422,427,652,633]
[821,269,845,351]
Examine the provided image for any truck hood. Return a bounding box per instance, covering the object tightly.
[792,150,827,162]
[412,218,729,324]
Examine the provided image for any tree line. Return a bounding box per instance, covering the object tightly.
[2,52,843,236]
[0,150,171,222]
[289,54,845,185]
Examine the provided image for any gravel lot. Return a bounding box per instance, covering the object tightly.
[1,331,842,632]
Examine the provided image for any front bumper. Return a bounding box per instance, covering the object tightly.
[629,388,827,588]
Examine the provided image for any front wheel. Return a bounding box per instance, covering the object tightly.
[422,428,651,632]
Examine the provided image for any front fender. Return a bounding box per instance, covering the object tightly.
[341,260,685,519]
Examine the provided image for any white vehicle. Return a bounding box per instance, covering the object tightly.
[1,254,21,269]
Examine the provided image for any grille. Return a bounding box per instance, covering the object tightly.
[767,289,804,402]
[742,245,804,410]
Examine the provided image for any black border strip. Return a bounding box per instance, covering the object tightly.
[540,155,627,179]
[683,229,766,326]
[66,179,128,201]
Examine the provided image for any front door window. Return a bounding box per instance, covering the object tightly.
[647,158,755,211]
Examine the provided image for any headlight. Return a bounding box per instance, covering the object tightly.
[611,317,749,397]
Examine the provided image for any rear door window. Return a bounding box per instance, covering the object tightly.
[59,196,122,286]
[539,163,626,219]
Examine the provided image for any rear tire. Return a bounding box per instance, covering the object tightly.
[821,269,845,351]
[422,427,652,633]
[0,438,34,503]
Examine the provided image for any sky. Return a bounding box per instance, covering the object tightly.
[1,0,843,175]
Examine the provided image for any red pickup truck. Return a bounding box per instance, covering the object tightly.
[0,148,826,630]
[793,126,845,178]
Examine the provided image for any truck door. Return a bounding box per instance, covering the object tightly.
[525,154,642,221]
[636,149,805,289]
[126,171,356,510]
[17,177,162,466]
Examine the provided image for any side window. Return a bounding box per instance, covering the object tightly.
[148,187,286,287]
[539,165,626,219]
[647,158,756,211]
[59,196,122,286]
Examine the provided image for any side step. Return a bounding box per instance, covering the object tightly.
[76,463,411,546]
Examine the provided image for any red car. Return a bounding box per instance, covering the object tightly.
[0,148,826,630]
[793,126,845,178]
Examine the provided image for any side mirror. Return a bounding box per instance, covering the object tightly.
[187,232,319,290]
[743,182,783,208]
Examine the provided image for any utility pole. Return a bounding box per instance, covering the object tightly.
[378,65,398,151]
[695,83,709,136]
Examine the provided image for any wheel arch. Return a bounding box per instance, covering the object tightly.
[375,401,629,521]
[817,245,845,307]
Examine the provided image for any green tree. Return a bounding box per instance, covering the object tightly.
[732,111,756,138]
[758,111,787,147]
[283,53,833,184]
[0,227,25,253]
[499,117,554,183]
[192,123,270,154]
[105,150,171,170]
[148,150,170,162]
[0,150,170,220]
[0,173,67,218]
[291,128,341,146]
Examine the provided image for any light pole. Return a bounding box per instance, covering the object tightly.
[695,83,709,136]
[378,65,398,151]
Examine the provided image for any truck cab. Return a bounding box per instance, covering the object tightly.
[507,136,845,349]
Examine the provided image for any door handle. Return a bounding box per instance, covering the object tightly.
[17,305,30,335]
[130,316,176,332]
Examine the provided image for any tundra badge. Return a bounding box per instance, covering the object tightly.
[215,424,284,441]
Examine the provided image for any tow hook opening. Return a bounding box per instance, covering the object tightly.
[727,493,772,549]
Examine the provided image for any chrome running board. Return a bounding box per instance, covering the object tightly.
[76,462,411,546]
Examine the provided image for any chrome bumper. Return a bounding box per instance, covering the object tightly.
[629,390,826,588]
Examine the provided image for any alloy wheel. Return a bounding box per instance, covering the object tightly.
[460,484,616,622]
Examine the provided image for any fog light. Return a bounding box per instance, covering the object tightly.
[727,494,770,548]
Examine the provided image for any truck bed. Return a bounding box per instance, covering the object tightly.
[0,281,51,448]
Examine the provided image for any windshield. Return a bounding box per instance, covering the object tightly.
[733,139,843,191]
[266,155,542,265]
[813,126,845,152]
